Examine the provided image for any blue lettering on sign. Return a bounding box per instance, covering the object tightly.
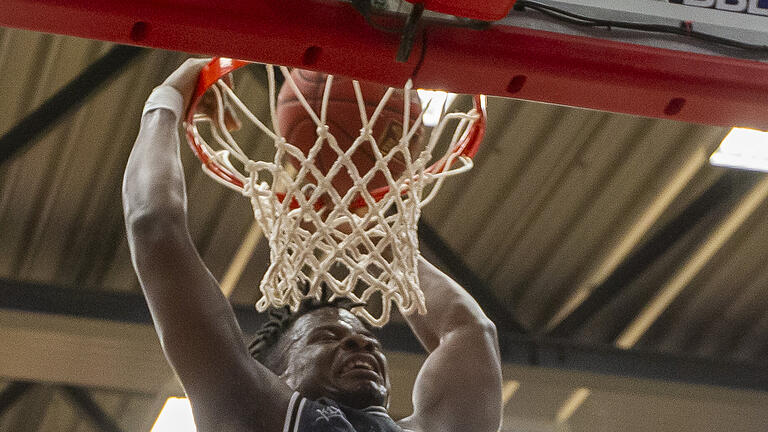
[669,0,768,15]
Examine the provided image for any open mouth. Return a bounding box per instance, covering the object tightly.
[339,355,380,379]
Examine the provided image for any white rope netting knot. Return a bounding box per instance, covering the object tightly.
[186,60,484,326]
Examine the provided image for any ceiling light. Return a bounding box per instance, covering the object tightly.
[151,397,197,432]
[417,89,457,127]
[710,127,768,172]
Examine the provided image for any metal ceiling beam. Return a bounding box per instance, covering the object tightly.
[0,381,33,420]
[0,277,263,330]
[63,386,125,432]
[544,148,708,333]
[616,174,768,348]
[499,333,768,393]
[2,279,768,392]
[0,44,146,165]
[418,220,528,334]
[553,169,768,424]
[547,170,763,339]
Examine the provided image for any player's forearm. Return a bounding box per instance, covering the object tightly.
[407,256,497,352]
[123,107,202,320]
[123,108,188,228]
[123,105,249,361]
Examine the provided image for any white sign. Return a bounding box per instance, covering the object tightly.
[671,0,768,16]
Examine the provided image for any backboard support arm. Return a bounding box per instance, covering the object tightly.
[2,0,768,129]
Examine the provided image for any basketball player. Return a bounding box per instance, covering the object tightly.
[123,58,502,432]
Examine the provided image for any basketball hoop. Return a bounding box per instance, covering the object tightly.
[185,58,486,326]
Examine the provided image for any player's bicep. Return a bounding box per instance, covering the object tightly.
[128,217,292,425]
[128,215,241,356]
[407,323,502,432]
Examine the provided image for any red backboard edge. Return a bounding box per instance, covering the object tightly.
[2,0,767,129]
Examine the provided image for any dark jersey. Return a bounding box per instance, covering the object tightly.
[283,392,408,432]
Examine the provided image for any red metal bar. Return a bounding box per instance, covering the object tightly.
[403,0,518,21]
[2,0,768,129]
[418,24,768,130]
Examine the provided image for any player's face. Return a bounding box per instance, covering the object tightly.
[280,307,390,409]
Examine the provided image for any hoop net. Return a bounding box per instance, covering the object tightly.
[185,58,486,326]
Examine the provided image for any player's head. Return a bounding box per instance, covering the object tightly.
[249,296,390,409]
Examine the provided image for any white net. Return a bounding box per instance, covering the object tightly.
[186,61,484,326]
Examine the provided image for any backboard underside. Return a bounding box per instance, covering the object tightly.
[1,0,767,129]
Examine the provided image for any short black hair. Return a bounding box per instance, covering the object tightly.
[248,293,367,374]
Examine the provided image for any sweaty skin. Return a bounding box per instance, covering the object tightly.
[279,308,390,409]
[123,58,502,432]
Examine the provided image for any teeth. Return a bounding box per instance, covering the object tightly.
[344,359,376,373]
[354,361,373,370]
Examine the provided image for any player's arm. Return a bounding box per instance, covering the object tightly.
[398,256,502,432]
[122,59,291,431]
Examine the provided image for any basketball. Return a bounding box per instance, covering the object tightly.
[276,69,423,204]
